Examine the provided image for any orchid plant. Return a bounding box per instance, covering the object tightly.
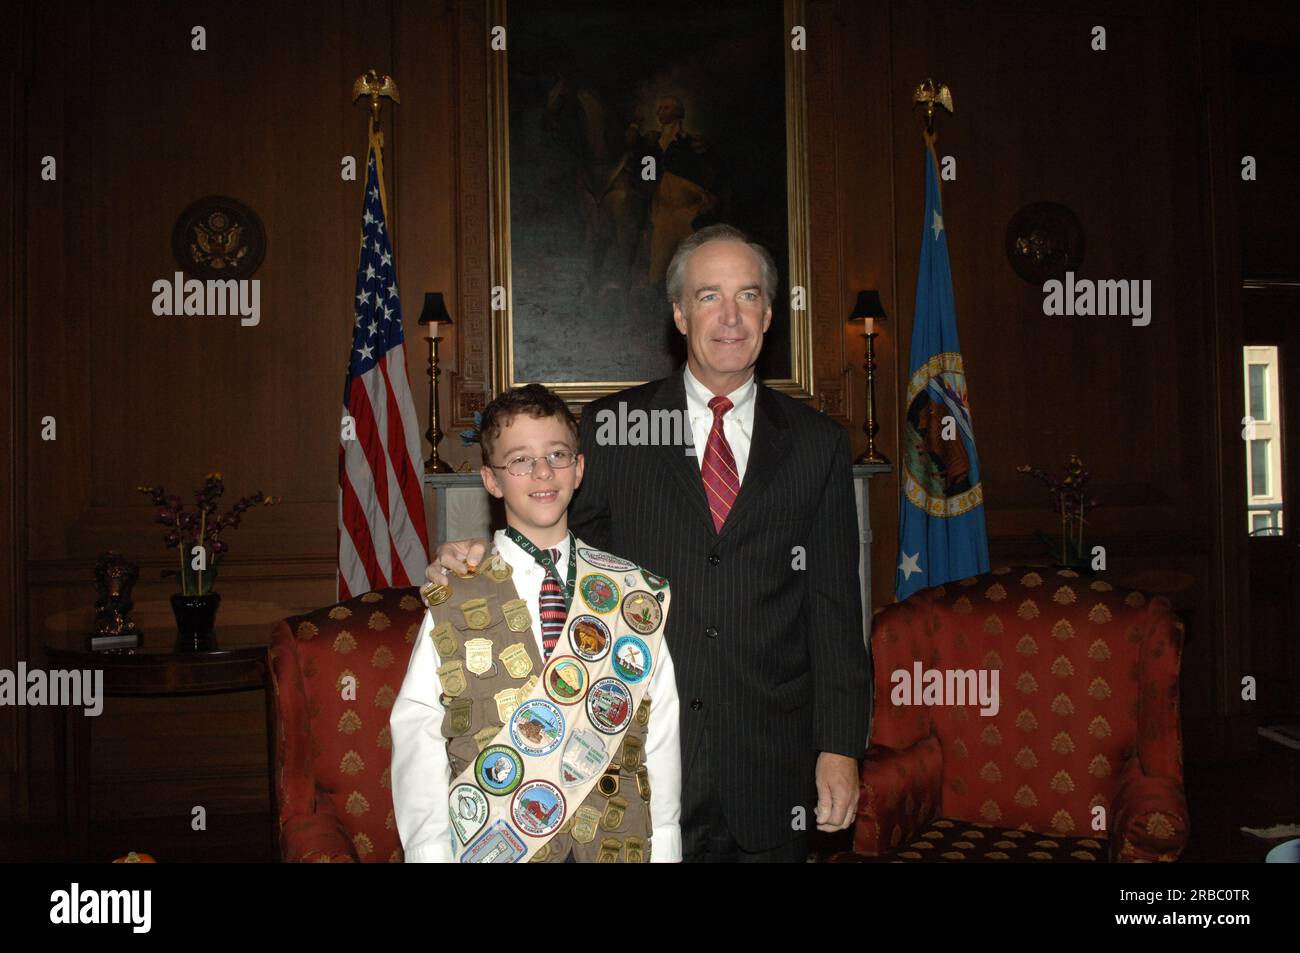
[136,472,278,595]
[1016,453,1099,568]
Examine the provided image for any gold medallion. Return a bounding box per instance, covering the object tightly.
[620,735,644,773]
[460,598,491,630]
[420,581,451,607]
[502,598,532,633]
[484,553,513,583]
[602,794,628,831]
[436,660,466,698]
[464,638,494,676]
[447,696,473,734]
[499,642,533,679]
[624,836,645,864]
[430,621,460,657]
[494,687,520,722]
[572,806,601,845]
[597,837,622,863]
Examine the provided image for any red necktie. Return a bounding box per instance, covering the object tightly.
[538,548,566,659]
[701,396,740,533]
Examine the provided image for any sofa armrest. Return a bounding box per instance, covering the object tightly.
[280,809,359,863]
[852,734,944,856]
[1110,754,1189,862]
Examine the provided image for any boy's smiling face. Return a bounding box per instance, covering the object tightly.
[481,412,584,546]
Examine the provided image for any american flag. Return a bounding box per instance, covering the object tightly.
[337,136,430,599]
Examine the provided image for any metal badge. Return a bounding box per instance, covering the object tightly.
[465,638,494,677]
[430,620,460,657]
[437,660,467,698]
[473,725,500,751]
[447,696,473,735]
[519,674,538,698]
[620,735,643,773]
[602,795,628,831]
[624,836,645,864]
[494,687,521,723]
[499,642,534,679]
[529,842,552,864]
[460,598,492,630]
[420,581,451,607]
[636,764,651,802]
[502,598,532,633]
[571,806,601,845]
[635,698,651,727]
[597,837,622,863]
[597,767,620,798]
[484,553,513,583]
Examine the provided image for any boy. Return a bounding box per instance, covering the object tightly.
[391,384,680,862]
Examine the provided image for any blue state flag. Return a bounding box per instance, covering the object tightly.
[896,139,989,600]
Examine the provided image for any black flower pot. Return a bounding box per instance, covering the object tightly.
[171,592,221,652]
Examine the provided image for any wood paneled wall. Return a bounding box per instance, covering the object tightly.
[4,0,1289,823]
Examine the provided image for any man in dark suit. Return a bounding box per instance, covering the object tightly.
[431,225,870,861]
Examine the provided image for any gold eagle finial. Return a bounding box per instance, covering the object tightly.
[352,70,401,125]
[913,78,953,134]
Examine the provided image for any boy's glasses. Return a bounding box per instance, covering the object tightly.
[490,449,577,477]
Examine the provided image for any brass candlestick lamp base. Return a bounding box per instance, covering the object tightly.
[855,330,890,465]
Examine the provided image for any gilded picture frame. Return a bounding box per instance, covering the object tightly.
[487,0,814,403]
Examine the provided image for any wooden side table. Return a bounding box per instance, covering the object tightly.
[42,603,287,860]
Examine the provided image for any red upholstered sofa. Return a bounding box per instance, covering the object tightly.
[847,567,1188,862]
[269,587,426,862]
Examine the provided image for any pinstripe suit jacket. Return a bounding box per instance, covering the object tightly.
[570,368,872,850]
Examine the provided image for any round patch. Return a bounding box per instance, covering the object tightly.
[511,779,567,837]
[578,547,637,572]
[542,655,589,705]
[474,744,524,796]
[509,699,564,756]
[568,614,611,662]
[640,570,668,591]
[612,635,652,684]
[448,783,489,846]
[620,590,662,634]
[579,573,620,613]
[586,677,633,735]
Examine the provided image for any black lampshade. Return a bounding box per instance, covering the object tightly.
[849,290,887,323]
[418,292,453,326]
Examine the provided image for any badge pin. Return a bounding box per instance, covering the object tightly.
[635,698,651,727]
[529,842,552,864]
[597,767,620,798]
[624,836,646,863]
[437,660,467,698]
[602,794,628,831]
[447,696,473,734]
[571,805,601,845]
[460,598,492,630]
[519,674,538,698]
[494,687,521,723]
[499,642,534,679]
[421,581,451,607]
[484,553,513,583]
[636,764,651,802]
[620,735,644,773]
[501,598,532,633]
[596,837,622,863]
[473,725,500,751]
[430,620,460,657]
[464,638,494,677]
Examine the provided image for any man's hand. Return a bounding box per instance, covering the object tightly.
[813,751,860,832]
[426,538,490,583]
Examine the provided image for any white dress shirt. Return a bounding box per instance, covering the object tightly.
[683,364,757,484]
[391,529,682,862]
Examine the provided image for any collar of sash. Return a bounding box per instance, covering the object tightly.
[504,528,576,608]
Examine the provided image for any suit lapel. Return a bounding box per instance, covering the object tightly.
[717,382,790,540]
[648,372,712,531]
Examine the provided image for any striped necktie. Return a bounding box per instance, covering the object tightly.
[701,395,740,533]
[538,547,566,659]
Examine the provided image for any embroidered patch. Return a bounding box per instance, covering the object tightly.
[509,699,564,757]
[460,819,526,863]
[579,573,620,614]
[578,548,637,572]
[449,783,489,845]
[612,635,652,684]
[620,590,662,635]
[561,728,609,786]
[474,744,523,796]
[543,655,589,705]
[511,780,566,837]
[587,677,633,735]
[568,615,611,662]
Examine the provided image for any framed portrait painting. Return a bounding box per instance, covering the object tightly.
[488,0,814,402]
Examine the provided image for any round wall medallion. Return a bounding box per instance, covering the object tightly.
[1005,201,1085,285]
[171,195,266,280]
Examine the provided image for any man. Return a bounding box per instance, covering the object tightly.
[639,95,719,286]
[432,225,870,861]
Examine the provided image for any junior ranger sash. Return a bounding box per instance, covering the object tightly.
[422,539,670,863]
